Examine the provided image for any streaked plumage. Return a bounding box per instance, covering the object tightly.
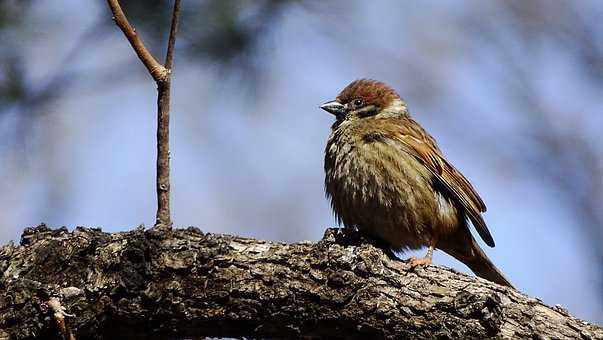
[322,79,513,287]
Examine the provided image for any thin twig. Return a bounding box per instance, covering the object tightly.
[47,297,76,340]
[106,0,167,81]
[164,0,182,70]
[154,0,182,228]
[106,0,181,228]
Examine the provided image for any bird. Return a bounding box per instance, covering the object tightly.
[320,79,513,288]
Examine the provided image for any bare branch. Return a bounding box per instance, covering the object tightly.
[153,0,181,228]
[164,0,182,70]
[106,0,181,228]
[155,80,172,228]
[106,0,167,82]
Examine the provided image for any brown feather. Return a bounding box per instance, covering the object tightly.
[323,79,509,286]
[384,117,495,247]
[337,79,400,110]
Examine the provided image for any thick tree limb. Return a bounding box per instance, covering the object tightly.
[0,225,601,339]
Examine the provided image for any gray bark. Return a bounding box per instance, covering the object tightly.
[0,224,601,339]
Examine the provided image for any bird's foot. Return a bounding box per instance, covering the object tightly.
[409,256,432,267]
[408,246,434,267]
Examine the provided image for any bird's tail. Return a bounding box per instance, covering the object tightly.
[441,234,514,288]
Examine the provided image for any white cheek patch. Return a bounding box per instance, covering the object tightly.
[385,99,407,112]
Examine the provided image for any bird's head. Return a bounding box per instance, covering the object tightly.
[320,79,407,120]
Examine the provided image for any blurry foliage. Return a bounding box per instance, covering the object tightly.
[0,0,298,141]
[117,0,294,69]
[0,0,31,29]
[462,1,603,241]
[0,1,601,300]
[458,1,603,291]
[0,0,299,115]
[0,55,26,112]
[0,0,31,111]
[503,0,603,85]
[0,0,600,229]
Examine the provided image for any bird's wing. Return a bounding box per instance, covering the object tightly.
[389,118,495,247]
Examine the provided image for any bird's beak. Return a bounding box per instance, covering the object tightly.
[320,100,346,116]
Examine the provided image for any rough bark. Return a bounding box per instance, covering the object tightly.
[0,225,600,339]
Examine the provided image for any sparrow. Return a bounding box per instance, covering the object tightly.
[321,79,513,287]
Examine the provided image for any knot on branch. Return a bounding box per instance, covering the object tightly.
[449,290,506,336]
[152,65,170,84]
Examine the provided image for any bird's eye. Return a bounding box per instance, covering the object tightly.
[353,99,364,107]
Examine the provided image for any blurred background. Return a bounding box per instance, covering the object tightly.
[0,0,601,324]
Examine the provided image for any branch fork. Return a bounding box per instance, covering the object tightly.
[106,0,181,228]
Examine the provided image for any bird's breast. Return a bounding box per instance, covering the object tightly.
[324,126,460,249]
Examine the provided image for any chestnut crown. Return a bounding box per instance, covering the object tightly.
[337,79,400,109]
[321,79,403,118]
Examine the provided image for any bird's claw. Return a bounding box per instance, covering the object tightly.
[409,256,432,267]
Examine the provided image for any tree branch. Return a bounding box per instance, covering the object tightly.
[106,0,167,82]
[106,0,181,228]
[1,225,601,339]
[153,0,181,228]
[164,0,181,70]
